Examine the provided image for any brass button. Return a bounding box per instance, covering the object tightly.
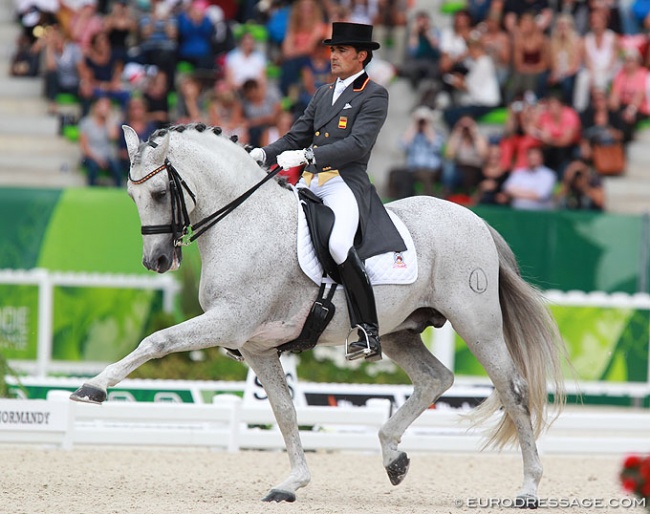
[315,131,320,136]
[325,132,329,137]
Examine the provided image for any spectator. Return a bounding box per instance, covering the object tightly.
[555,159,605,210]
[42,24,84,115]
[442,34,501,129]
[143,69,170,129]
[439,9,471,77]
[177,0,215,70]
[500,96,542,171]
[573,9,620,112]
[532,90,582,175]
[389,106,444,199]
[505,11,550,103]
[399,11,440,91]
[581,90,626,174]
[548,13,583,105]
[10,32,41,77]
[68,0,104,53]
[467,0,494,24]
[502,0,553,33]
[443,115,489,197]
[137,0,178,91]
[206,5,235,67]
[479,11,511,89]
[555,0,591,34]
[79,31,130,116]
[207,79,246,141]
[346,0,378,25]
[608,46,647,142]
[79,97,122,186]
[240,78,283,147]
[261,110,301,183]
[296,42,333,111]
[279,0,328,97]
[502,146,557,210]
[224,31,267,91]
[175,74,205,122]
[103,0,136,66]
[475,143,511,205]
[117,96,156,172]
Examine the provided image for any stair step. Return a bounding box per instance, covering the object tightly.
[0,132,77,152]
[0,113,58,136]
[0,169,86,188]
[0,97,48,116]
[0,76,43,97]
[0,152,81,174]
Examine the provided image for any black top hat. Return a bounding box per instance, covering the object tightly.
[323,22,380,50]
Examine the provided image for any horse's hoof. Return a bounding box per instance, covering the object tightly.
[516,495,539,509]
[261,489,296,503]
[386,452,410,486]
[70,384,107,404]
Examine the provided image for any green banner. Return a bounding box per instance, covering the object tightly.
[0,284,39,359]
[454,305,650,383]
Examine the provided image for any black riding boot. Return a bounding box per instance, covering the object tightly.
[338,247,382,362]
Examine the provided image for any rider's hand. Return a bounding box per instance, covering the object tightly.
[277,149,307,170]
[249,147,266,164]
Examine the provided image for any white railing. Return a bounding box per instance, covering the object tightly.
[0,393,648,455]
[0,268,179,377]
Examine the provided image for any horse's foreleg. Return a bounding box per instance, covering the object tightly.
[71,312,245,403]
[379,331,454,486]
[240,349,311,503]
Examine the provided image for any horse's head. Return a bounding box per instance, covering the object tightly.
[123,124,194,273]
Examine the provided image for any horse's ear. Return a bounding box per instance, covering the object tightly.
[122,125,140,163]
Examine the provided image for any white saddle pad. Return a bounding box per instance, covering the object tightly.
[294,188,418,285]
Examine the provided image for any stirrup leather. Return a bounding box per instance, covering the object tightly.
[345,325,376,361]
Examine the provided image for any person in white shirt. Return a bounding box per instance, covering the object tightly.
[224,31,267,90]
[502,146,557,210]
[442,35,501,128]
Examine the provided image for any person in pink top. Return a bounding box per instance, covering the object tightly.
[532,90,581,175]
[608,47,648,142]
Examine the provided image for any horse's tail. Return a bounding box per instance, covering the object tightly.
[472,223,566,448]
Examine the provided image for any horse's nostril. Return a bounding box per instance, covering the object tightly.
[156,254,169,272]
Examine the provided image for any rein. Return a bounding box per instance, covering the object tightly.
[130,158,282,247]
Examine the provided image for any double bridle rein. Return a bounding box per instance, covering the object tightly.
[129,157,282,247]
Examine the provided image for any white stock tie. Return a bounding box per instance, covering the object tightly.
[332,80,346,105]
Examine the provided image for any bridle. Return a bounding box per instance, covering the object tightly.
[129,157,282,247]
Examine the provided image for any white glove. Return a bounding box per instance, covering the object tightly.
[277,149,307,170]
[249,147,266,164]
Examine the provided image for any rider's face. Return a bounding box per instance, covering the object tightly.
[330,45,366,80]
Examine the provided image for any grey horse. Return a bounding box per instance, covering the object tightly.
[71,124,565,506]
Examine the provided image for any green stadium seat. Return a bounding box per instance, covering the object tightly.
[63,124,80,142]
[176,61,195,74]
[233,23,268,42]
[55,93,79,105]
[440,1,467,15]
[478,107,508,125]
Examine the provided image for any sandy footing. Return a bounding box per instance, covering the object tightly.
[1,448,646,514]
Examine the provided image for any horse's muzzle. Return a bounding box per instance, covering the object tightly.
[143,246,182,273]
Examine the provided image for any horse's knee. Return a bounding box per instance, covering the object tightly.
[139,335,167,359]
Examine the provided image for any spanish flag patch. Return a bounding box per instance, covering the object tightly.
[338,116,348,129]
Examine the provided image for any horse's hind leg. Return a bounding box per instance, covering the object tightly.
[379,330,454,486]
[455,321,542,507]
[240,348,311,503]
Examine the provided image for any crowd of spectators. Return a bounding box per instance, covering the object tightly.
[7,0,644,208]
[391,0,650,212]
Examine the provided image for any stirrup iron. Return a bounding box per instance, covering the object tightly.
[345,325,375,361]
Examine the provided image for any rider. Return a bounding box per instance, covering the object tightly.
[249,22,406,361]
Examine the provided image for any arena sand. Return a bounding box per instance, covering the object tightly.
[0,448,645,513]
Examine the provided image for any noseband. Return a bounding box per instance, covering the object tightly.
[129,156,282,247]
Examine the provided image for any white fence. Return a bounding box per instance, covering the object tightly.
[0,268,179,377]
[1,393,648,455]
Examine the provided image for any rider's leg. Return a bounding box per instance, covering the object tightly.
[309,176,382,361]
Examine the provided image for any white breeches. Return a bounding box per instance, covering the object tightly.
[298,175,359,265]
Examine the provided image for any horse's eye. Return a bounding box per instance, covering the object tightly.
[151,189,167,201]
